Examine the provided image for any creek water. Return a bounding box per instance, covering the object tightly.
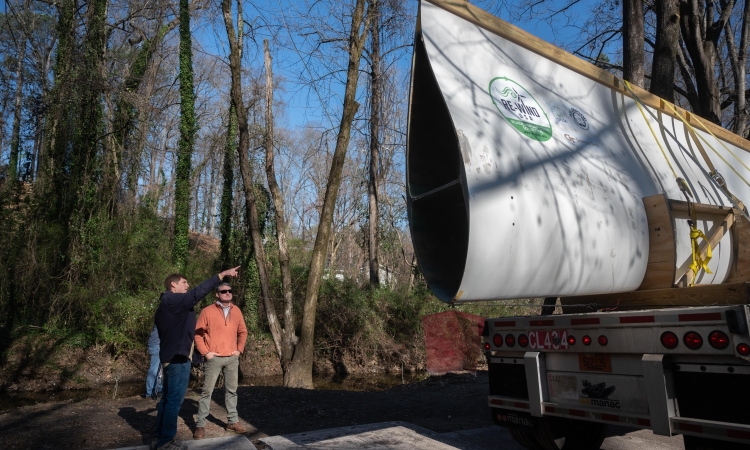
[0,372,427,413]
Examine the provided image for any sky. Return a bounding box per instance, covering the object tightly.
[188,0,601,132]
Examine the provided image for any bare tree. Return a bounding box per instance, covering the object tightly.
[285,0,370,388]
[679,0,736,124]
[367,0,382,287]
[723,0,750,137]
[221,0,282,361]
[263,39,298,382]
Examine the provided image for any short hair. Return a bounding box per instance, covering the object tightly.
[215,282,232,293]
[164,273,186,291]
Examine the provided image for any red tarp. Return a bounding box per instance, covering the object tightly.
[422,310,485,375]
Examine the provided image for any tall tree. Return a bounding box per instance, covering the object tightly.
[285,0,370,388]
[623,0,645,87]
[650,0,680,101]
[263,39,297,382]
[173,0,197,269]
[367,0,381,288]
[221,0,280,358]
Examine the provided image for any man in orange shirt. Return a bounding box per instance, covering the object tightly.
[193,282,248,439]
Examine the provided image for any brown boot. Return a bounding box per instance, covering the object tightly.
[193,427,205,439]
[226,422,248,434]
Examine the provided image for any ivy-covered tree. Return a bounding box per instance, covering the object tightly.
[173,0,197,269]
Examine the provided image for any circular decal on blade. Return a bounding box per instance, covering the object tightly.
[489,77,552,142]
[568,107,590,130]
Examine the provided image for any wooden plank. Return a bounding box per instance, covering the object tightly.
[560,283,750,314]
[726,217,750,283]
[637,194,675,290]
[669,200,735,216]
[674,212,735,286]
[425,0,750,154]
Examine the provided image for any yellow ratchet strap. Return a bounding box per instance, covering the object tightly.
[689,226,712,286]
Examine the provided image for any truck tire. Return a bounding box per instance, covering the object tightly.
[683,435,750,450]
[533,417,608,450]
[509,429,544,450]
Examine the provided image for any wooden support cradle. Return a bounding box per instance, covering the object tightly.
[560,194,750,313]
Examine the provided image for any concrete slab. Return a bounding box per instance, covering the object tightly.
[114,435,254,450]
[440,426,522,450]
[439,425,685,450]
[259,421,484,450]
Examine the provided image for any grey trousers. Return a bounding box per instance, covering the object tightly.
[195,355,239,427]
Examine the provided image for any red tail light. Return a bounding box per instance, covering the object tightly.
[660,331,679,349]
[598,335,608,346]
[708,330,729,349]
[683,331,703,350]
[518,334,529,348]
[567,335,576,346]
[484,342,491,351]
[493,334,503,347]
[505,334,516,347]
[582,335,592,345]
[737,343,750,356]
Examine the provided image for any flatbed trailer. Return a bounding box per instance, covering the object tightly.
[482,302,750,449]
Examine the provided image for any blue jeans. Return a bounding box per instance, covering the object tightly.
[154,358,191,447]
[146,344,162,397]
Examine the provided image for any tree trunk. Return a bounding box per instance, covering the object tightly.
[622,0,645,87]
[368,0,381,288]
[676,38,701,111]
[173,0,197,269]
[650,0,680,102]
[221,0,283,358]
[263,40,297,379]
[220,103,237,266]
[285,0,370,389]
[725,0,750,136]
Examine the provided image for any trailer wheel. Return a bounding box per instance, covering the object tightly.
[509,429,544,450]
[683,435,750,450]
[532,417,608,450]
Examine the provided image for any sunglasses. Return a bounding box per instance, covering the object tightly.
[218,289,233,294]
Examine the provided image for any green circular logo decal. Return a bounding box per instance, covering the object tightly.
[489,77,552,142]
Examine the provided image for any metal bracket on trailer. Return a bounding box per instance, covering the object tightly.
[524,351,548,417]
[642,354,678,436]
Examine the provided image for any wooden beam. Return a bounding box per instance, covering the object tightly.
[560,283,750,314]
[668,200,735,216]
[425,0,750,154]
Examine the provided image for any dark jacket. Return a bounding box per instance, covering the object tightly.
[155,275,222,363]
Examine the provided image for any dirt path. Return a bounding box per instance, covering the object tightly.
[0,372,492,450]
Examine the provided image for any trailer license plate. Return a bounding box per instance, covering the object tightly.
[578,353,612,372]
[528,330,569,350]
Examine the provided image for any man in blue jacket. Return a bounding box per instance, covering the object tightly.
[152,266,240,450]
